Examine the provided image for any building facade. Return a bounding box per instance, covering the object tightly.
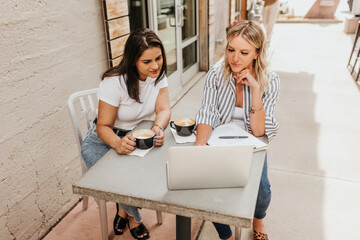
[102,0,243,98]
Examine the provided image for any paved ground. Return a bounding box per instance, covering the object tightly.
[43,2,360,240]
[264,21,360,240]
[43,198,202,240]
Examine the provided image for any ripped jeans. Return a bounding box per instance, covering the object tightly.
[81,123,143,222]
[213,155,271,239]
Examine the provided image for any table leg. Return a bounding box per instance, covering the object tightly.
[156,210,163,225]
[235,226,241,240]
[176,215,191,240]
[98,199,109,240]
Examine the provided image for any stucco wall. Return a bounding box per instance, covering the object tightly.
[0,1,107,239]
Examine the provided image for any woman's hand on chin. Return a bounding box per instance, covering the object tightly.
[233,68,259,89]
[115,136,136,154]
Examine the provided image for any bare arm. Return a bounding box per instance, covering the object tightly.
[195,124,213,146]
[235,69,266,136]
[249,87,266,136]
[96,100,136,154]
[151,87,171,146]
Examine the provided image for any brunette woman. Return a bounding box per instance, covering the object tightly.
[81,28,171,240]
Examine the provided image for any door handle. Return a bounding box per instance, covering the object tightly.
[169,5,176,27]
[180,5,184,27]
[169,17,176,27]
[176,5,184,27]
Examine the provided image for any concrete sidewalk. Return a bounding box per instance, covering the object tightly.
[194,9,360,240]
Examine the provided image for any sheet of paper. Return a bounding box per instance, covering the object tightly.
[128,147,153,157]
[170,127,196,144]
[207,123,267,151]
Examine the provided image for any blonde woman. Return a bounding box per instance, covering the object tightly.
[195,20,280,240]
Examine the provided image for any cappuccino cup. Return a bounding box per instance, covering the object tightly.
[132,129,156,149]
[170,118,195,136]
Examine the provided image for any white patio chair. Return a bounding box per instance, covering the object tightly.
[67,88,163,224]
[68,88,98,210]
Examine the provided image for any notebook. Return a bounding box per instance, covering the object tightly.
[166,145,253,190]
[207,123,268,152]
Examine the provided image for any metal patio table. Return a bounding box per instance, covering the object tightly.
[73,121,266,240]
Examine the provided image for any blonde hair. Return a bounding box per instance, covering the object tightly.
[224,20,269,94]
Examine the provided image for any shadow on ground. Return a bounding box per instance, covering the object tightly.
[267,70,325,240]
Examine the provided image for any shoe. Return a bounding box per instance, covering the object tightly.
[127,220,150,240]
[253,230,269,240]
[113,203,128,235]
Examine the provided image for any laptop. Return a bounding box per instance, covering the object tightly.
[166,145,253,190]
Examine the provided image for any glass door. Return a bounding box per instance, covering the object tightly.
[179,0,198,85]
[148,0,198,97]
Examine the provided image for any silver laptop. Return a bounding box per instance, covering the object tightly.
[166,145,253,190]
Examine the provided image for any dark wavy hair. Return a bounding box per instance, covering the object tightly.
[102,28,167,102]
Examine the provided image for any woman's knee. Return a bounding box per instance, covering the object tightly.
[257,184,271,207]
[254,180,271,219]
[256,155,271,210]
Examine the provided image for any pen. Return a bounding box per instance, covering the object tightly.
[218,136,248,139]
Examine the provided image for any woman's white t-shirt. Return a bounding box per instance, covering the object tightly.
[98,75,168,130]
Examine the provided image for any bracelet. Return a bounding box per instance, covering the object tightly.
[152,123,164,131]
[249,106,263,114]
[251,105,263,111]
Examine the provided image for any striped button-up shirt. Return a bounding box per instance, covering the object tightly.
[195,63,280,141]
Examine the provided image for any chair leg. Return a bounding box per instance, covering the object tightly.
[156,210,163,225]
[235,226,241,240]
[348,22,360,74]
[348,25,359,67]
[356,65,360,82]
[97,199,109,240]
[82,196,89,210]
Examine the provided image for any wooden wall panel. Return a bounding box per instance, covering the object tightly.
[107,17,130,40]
[109,35,129,59]
[104,0,128,20]
[111,56,122,67]
[199,0,209,71]
[241,0,247,19]
[102,0,130,67]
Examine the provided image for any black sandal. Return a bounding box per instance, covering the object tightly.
[113,203,128,235]
[128,221,150,240]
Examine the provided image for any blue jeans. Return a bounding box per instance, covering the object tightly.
[81,123,143,222]
[213,155,271,239]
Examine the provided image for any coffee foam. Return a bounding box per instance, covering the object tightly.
[175,118,195,126]
[133,129,155,139]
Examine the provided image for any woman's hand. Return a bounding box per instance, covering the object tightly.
[114,136,136,154]
[195,142,207,146]
[152,126,164,146]
[195,124,212,146]
[233,68,260,90]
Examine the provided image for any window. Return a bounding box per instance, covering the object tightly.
[127,0,148,31]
